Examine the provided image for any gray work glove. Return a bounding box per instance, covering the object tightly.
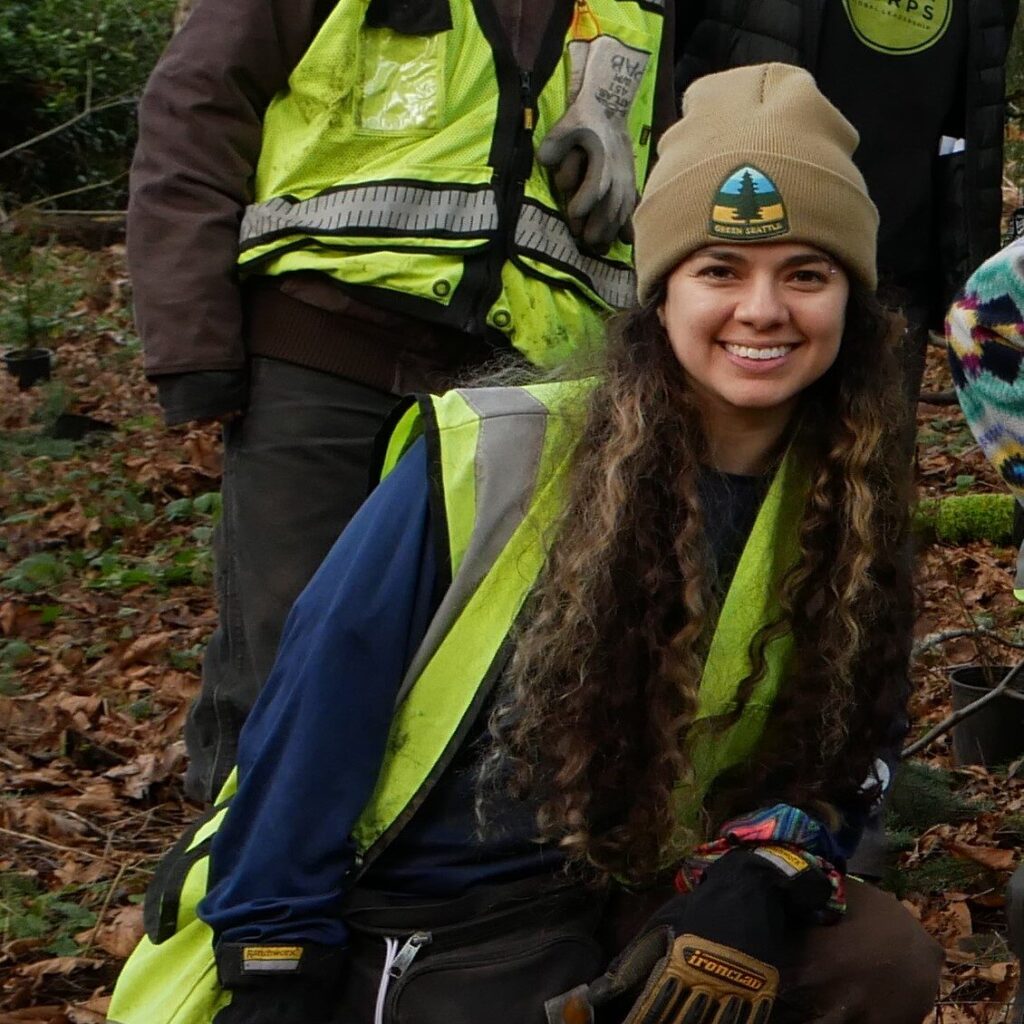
[538,35,649,254]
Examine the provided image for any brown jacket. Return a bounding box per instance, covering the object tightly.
[128,0,678,420]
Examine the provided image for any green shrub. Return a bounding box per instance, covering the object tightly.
[0,0,176,208]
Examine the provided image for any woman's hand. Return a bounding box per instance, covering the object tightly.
[612,849,831,1024]
[546,849,833,1024]
[645,848,832,965]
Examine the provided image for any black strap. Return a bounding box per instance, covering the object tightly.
[143,808,219,944]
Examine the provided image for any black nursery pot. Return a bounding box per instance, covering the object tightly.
[949,665,1024,767]
[3,347,53,390]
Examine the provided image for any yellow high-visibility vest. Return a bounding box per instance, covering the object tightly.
[108,381,806,1024]
[237,0,664,366]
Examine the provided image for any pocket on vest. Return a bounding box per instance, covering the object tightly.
[357,28,446,134]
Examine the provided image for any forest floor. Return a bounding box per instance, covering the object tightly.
[2,244,1024,1023]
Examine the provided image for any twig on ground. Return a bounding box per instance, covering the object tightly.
[81,860,127,956]
[0,825,153,875]
[913,627,1024,658]
[903,659,1024,757]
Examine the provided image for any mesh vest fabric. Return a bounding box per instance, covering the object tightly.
[236,0,663,366]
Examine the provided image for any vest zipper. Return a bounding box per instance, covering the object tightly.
[472,66,534,337]
[520,69,535,131]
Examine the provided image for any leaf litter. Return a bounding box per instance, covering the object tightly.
[1,246,1023,1021]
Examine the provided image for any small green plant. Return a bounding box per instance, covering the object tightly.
[0,638,33,666]
[884,854,992,899]
[0,872,98,955]
[169,642,205,671]
[887,762,984,834]
[0,233,73,353]
[1,551,70,595]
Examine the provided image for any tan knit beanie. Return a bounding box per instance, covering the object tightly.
[634,63,878,301]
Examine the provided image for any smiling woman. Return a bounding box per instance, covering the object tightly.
[660,243,849,472]
[109,64,940,1024]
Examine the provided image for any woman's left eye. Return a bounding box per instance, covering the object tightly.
[788,269,829,286]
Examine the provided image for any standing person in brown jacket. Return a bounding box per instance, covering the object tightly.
[130,0,676,802]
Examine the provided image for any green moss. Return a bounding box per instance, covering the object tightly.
[913,494,1016,544]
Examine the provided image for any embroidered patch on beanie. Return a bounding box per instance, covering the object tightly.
[709,165,790,241]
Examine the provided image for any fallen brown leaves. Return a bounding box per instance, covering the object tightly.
[1,246,211,1018]
[2,248,1024,1022]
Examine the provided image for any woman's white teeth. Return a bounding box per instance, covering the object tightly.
[724,343,793,361]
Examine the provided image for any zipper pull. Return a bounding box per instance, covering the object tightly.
[388,931,432,980]
[520,70,535,131]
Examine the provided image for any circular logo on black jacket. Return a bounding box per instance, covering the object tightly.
[842,0,952,54]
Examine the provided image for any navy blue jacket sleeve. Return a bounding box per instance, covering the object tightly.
[198,438,438,948]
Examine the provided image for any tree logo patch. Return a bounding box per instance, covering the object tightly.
[841,0,952,55]
[710,165,789,240]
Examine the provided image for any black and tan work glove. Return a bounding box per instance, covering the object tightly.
[537,35,649,253]
[546,849,833,1024]
[212,942,344,1024]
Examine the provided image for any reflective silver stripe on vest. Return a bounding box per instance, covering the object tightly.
[395,387,549,704]
[514,203,636,309]
[240,185,499,245]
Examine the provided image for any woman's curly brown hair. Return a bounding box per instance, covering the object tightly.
[480,283,914,884]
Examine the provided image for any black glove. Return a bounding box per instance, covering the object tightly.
[643,848,833,967]
[155,369,249,426]
[212,942,345,1024]
[545,850,833,1024]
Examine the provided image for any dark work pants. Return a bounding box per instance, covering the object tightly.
[184,357,399,802]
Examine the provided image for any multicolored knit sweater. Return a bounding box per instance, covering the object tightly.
[947,238,1024,500]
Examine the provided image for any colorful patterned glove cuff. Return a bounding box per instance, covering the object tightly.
[673,803,847,921]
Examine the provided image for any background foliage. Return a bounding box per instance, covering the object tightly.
[0,0,176,211]
[0,2,1022,210]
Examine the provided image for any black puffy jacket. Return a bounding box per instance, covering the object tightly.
[677,0,1018,322]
